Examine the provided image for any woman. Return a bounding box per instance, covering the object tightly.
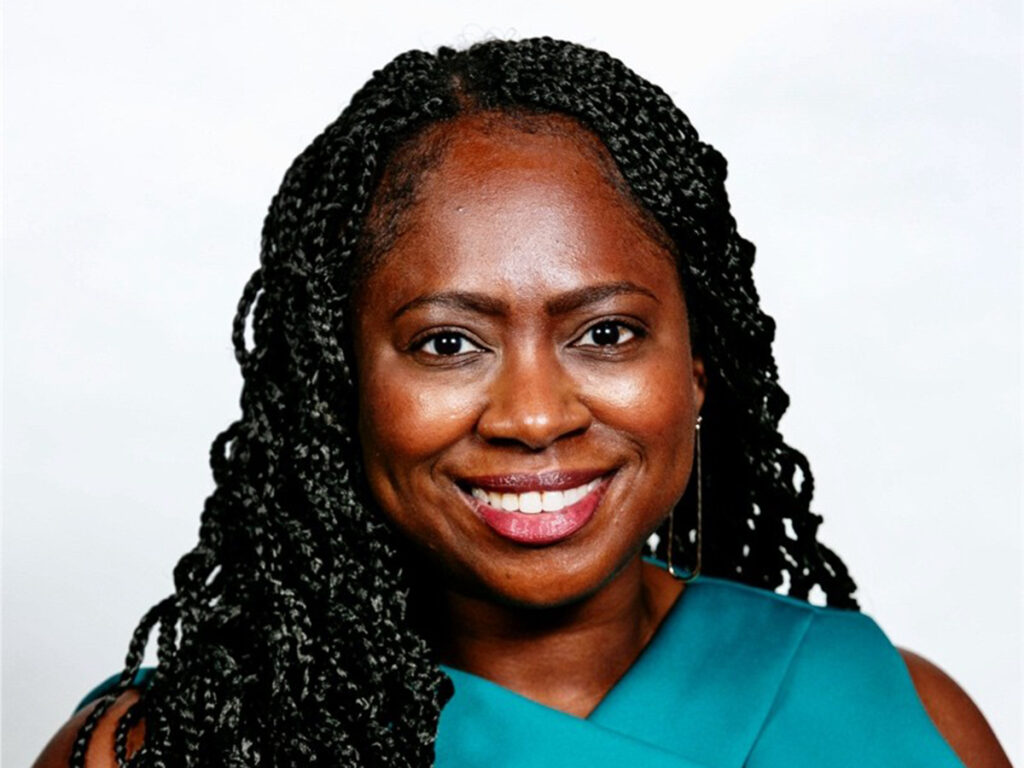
[35,38,1008,767]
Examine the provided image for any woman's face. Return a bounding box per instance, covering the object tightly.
[354,115,704,608]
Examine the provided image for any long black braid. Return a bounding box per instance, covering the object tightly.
[72,37,857,768]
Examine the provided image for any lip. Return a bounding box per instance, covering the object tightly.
[459,468,608,494]
[460,472,613,546]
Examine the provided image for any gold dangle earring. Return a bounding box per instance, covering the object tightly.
[681,414,703,583]
[667,415,703,582]
[666,503,677,578]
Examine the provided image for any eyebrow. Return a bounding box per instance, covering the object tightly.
[391,281,658,320]
[544,281,659,315]
[392,291,510,320]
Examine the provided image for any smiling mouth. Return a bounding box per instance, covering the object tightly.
[457,469,612,546]
[468,479,601,514]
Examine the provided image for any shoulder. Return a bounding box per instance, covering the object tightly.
[691,578,899,684]
[32,690,146,768]
[898,648,1010,767]
[686,575,826,620]
[693,581,964,766]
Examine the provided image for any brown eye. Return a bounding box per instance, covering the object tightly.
[576,321,639,347]
[417,331,483,357]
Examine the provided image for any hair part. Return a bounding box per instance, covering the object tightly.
[355,109,678,290]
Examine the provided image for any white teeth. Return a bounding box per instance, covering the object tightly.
[519,491,543,514]
[469,479,602,514]
[541,491,564,512]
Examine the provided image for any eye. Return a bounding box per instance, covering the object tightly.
[415,331,485,357]
[575,320,640,347]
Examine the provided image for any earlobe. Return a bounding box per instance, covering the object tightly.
[692,357,707,412]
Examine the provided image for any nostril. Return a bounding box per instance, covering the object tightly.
[476,357,592,449]
[478,419,590,452]
[482,435,555,452]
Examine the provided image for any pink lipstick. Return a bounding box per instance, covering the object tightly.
[460,470,612,545]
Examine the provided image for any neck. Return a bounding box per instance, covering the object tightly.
[435,557,683,718]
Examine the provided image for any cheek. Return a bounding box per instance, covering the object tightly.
[581,351,696,498]
[356,362,487,570]
[358,363,481,487]
[585,355,694,438]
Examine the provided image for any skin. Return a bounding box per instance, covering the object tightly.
[354,115,704,715]
[34,690,145,767]
[900,650,1011,767]
[32,115,1011,767]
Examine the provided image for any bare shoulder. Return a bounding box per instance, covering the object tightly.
[32,690,145,768]
[898,648,1010,768]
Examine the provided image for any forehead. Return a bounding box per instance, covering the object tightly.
[357,114,682,308]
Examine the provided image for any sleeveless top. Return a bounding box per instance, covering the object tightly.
[78,575,964,767]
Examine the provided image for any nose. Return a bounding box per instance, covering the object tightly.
[476,345,592,450]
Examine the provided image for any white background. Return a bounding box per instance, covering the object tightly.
[3,1,1020,765]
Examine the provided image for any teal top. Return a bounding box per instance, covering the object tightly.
[79,576,964,767]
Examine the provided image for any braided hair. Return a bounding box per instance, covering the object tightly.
[72,37,857,768]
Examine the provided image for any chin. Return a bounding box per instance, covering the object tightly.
[463,543,640,611]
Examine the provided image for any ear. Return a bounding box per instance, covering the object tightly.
[691,356,707,414]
